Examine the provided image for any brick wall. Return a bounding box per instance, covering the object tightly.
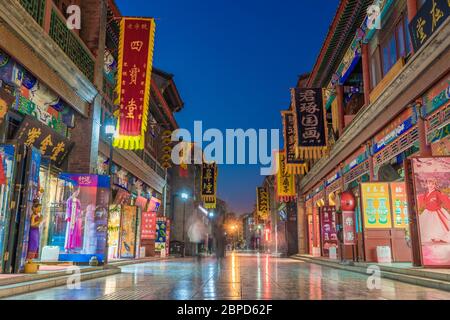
[67,110,95,173]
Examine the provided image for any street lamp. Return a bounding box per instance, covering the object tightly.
[103,117,116,266]
[181,192,189,200]
[179,192,189,257]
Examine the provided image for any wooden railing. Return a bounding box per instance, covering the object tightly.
[19,0,46,26]
[19,0,96,81]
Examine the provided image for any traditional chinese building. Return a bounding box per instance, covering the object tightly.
[295,0,449,265]
[0,0,185,272]
[0,0,100,273]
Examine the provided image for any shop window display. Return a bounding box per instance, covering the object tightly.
[107,204,121,260]
[0,145,16,273]
[16,147,41,272]
[35,173,111,263]
[120,205,137,259]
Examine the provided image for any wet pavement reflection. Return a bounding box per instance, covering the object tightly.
[5,253,450,300]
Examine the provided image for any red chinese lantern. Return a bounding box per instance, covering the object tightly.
[340,191,356,211]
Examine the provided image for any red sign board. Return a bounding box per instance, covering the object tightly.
[114,18,156,150]
[141,211,157,240]
[342,211,356,245]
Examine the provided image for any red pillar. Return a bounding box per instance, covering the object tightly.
[407,0,418,22]
[366,142,376,181]
[43,0,53,34]
[417,118,432,156]
[362,44,371,107]
[336,85,345,136]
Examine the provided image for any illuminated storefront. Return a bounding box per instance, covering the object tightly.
[0,49,93,272]
[104,160,163,260]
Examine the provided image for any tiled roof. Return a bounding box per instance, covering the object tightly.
[308,0,372,87]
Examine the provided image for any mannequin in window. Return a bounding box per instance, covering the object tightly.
[82,204,98,255]
[65,187,83,253]
[27,199,44,259]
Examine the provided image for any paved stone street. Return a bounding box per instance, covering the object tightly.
[5,253,450,300]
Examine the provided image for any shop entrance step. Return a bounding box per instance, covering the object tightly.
[0,267,120,299]
[291,254,450,292]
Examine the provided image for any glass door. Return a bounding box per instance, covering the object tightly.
[0,144,16,273]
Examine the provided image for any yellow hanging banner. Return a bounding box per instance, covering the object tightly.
[201,162,217,209]
[276,150,296,202]
[256,186,270,220]
[113,17,156,150]
[281,109,309,175]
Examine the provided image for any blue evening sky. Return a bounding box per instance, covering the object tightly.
[116,0,340,214]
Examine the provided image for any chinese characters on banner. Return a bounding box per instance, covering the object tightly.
[275,150,296,202]
[141,211,157,240]
[342,210,356,245]
[390,182,409,229]
[361,183,393,229]
[291,88,328,160]
[409,0,449,52]
[281,110,308,175]
[201,162,217,209]
[411,157,450,267]
[320,206,338,257]
[113,18,156,150]
[141,196,161,240]
[256,187,269,220]
[14,115,73,166]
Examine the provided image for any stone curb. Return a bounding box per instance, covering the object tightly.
[0,267,121,299]
[291,255,450,292]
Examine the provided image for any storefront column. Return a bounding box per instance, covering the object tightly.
[407,0,418,55]
[336,85,345,137]
[407,0,418,22]
[361,43,371,107]
[366,142,376,181]
[42,0,53,34]
[296,180,307,254]
[339,163,345,190]
[415,102,432,156]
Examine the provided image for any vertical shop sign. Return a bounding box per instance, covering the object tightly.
[256,187,270,219]
[390,182,409,229]
[113,18,156,150]
[341,191,357,246]
[361,183,393,229]
[281,110,308,174]
[141,211,157,240]
[291,88,328,159]
[275,150,296,202]
[201,162,217,209]
[320,206,338,257]
[155,217,168,252]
